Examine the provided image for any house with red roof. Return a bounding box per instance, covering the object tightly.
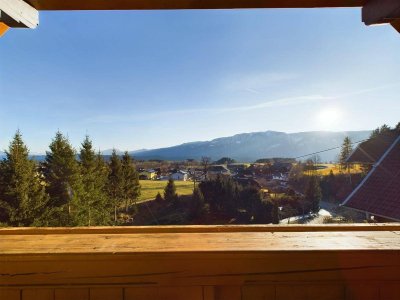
[342,132,400,222]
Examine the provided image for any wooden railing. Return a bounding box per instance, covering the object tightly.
[1,224,400,300]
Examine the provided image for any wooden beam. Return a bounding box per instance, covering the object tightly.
[392,19,400,33]
[1,230,400,255]
[0,21,8,36]
[1,227,400,289]
[0,0,38,28]
[24,0,365,11]
[362,0,400,25]
[1,224,400,235]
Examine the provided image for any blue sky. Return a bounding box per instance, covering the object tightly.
[1,8,399,153]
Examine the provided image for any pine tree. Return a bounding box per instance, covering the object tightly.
[121,152,141,212]
[43,131,82,226]
[339,137,353,171]
[240,186,262,222]
[94,151,111,224]
[164,179,178,203]
[221,176,239,214]
[155,192,163,202]
[304,175,322,213]
[0,131,51,226]
[190,187,205,218]
[271,202,280,224]
[107,149,124,223]
[78,136,110,226]
[370,124,392,138]
[379,124,391,134]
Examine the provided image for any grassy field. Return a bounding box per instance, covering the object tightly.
[305,164,363,176]
[139,180,194,202]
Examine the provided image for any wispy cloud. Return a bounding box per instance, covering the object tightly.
[335,82,400,98]
[218,95,334,112]
[83,82,400,124]
[84,94,331,124]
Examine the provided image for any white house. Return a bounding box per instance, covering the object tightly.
[170,171,188,181]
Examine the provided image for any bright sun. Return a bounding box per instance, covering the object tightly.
[316,107,343,130]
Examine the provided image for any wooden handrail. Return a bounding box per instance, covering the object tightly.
[1,223,400,235]
[1,225,400,299]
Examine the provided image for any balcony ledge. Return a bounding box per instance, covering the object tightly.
[1,224,400,299]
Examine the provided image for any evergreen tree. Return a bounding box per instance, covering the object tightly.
[379,124,391,134]
[0,131,51,226]
[43,131,82,226]
[221,176,239,214]
[155,192,163,202]
[94,152,111,223]
[395,122,400,132]
[121,152,141,212]
[370,124,392,138]
[271,202,280,224]
[339,137,353,171]
[321,170,336,201]
[189,187,205,218]
[164,179,178,203]
[240,186,262,222]
[79,136,110,226]
[107,149,124,223]
[304,175,322,213]
[370,127,380,139]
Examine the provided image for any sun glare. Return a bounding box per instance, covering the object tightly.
[316,107,343,130]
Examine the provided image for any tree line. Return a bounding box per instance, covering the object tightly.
[0,131,140,227]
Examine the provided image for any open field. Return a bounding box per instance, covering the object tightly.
[139,180,194,202]
[304,164,363,176]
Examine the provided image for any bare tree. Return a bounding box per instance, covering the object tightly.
[201,156,211,180]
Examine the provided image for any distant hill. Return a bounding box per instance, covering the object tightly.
[101,149,124,156]
[132,130,371,162]
[102,149,148,156]
[0,130,372,163]
[0,152,45,161]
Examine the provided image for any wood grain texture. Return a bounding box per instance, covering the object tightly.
[345,284,379,300]
[0,289,20,300]
[215,286,241,300]
[276,284,345,300]
[89,288,122,300]
[54,288,88,300]
[1,226,400,300]
[242,285,275,300]
[204,286,216,300]
[22,289,53,300]
[380,283,400,300]
[2,224,398,235]
[24,0,365,11]
[1,231,400,255]
[124,287,202,300]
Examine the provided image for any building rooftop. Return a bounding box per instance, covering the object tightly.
[347,132,399,164]
[343,135,400,221]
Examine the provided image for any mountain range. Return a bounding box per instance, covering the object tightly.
[0,130,372,162]
[129,130,371,162]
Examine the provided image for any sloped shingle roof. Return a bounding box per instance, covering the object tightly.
[343,135,400,221]
[347,132,399,164]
